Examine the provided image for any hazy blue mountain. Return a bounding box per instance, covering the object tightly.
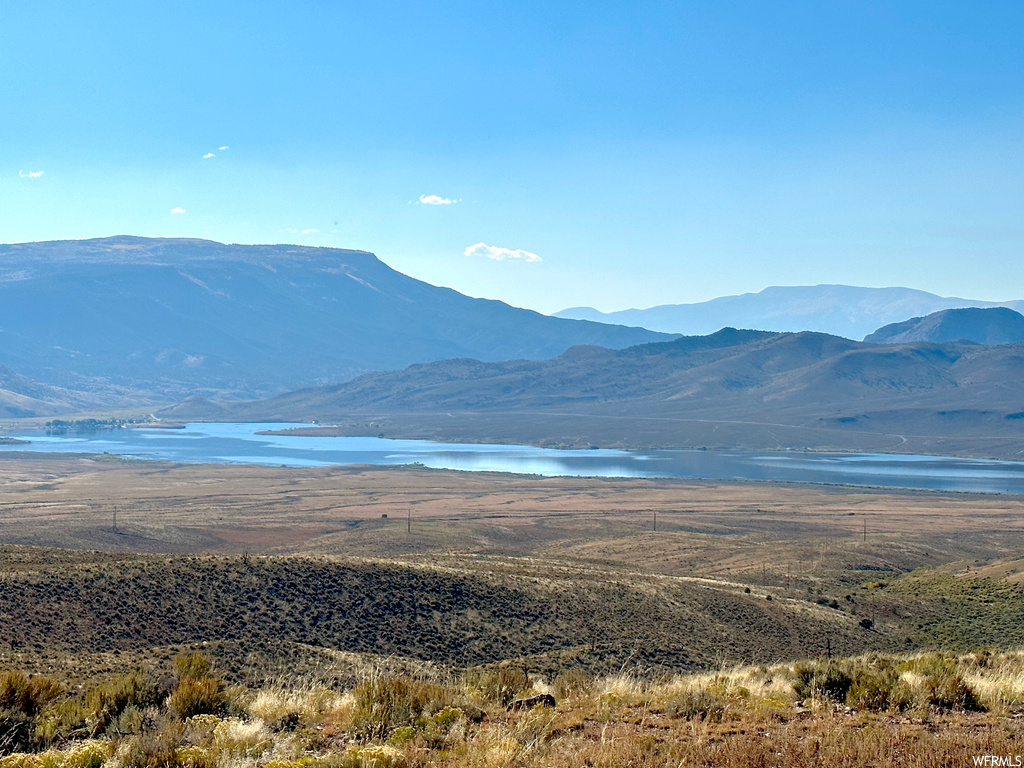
[196,328,950,419]
[556,285,1024,340]
[0,365,153,417]
[0,236,672,399]
[865,307,1024,346]
[184,328,1024,457]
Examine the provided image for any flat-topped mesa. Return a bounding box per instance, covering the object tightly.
[0,235,377,267]
[0,236,672,402]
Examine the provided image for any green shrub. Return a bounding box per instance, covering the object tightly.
[174,653,213,682]
[899,653,983,712]
[167,678,227,720]
[846,667,898,711]
[0,673,62,721]
[384,726,418,747]
[889,679,916,712]
[923,671,982,711]
[48,739,111,768]
[339,745,403,768]
[84,674,166,736]
[176,745,217,768]
[0,672,64,754]
[420,706,464,748]
[34,699,90,744]
[350,677,456,742]
[113,728,183,768]
[792,662,853,703]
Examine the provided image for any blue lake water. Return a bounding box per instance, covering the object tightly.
[1,422,1023,494]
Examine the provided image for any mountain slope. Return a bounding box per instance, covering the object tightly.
[215,329,967,417]
[865,307,1024,345]
[193,329,1024,457]
[557,285,1024,340]
[0,365,152,417]
[0,236,672,400]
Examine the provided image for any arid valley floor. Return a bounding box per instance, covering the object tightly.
[3,454,1024,766]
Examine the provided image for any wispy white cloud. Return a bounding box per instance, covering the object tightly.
[18,170,43,179]
[171,206,186,214]
[203,152,215,159]
[464,242,541,263]
[218,146,229,151]
[419,194,455,205]
[301,228,319,234]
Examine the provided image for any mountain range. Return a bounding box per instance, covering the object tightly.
[865,307,1024,345]
[4,235,1024,451]
[557,285,1024,340]
[167,328,1024,458]
[0,236,670,400]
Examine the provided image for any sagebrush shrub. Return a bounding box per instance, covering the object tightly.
[792,662,853,703]
[0,671,64,754]
[85,674,166,736]
[350,676,457,741]
[0,673,62,721]
[111,728,183,768]
[173,653,213,682]
[845,666,899,711]
[900,653,984,712]
[923,671,982,711]
[420,706,465,748]
[167,679,226,720]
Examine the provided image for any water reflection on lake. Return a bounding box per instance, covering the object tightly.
[1,422,1023,494]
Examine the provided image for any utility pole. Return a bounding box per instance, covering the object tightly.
[407,508,411,534]
[653,510,657,532]
[112,507,118,534]
[863,515,867,543]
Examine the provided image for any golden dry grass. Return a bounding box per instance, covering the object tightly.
[1,459,1022,572]
[4,651,1024,768]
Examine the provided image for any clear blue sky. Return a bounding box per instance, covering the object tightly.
[3,1,1023,314]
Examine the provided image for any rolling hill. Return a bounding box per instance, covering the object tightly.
[179,329,1024,457]
[0,365,153,417]
[557,285,1024,340]
[0,236,671,401]
[865,306,1024,345]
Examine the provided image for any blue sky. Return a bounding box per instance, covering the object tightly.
[3,1,1023,314]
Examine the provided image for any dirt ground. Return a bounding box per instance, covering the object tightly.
[1,454,1022,573]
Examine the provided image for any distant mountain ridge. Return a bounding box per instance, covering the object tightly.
[557,285,1024,340]
[171,328,1024,458]
[865,307,1024,346]
[0,236,672,400]
[0,365,152,417]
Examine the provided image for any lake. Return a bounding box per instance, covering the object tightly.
[1,422,1023,494]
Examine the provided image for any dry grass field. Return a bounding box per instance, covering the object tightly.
[3,647,1024,768]
[2,455,1023,561]
[3,454,1024,764]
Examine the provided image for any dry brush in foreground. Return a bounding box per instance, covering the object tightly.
[3,649,1024,767]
